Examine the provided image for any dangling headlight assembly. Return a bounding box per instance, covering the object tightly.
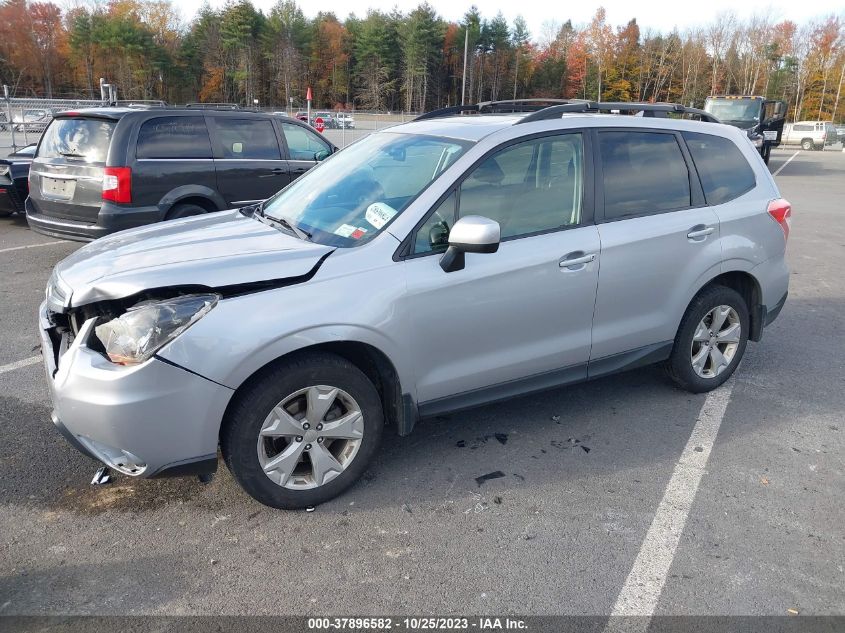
[94,294,219,365]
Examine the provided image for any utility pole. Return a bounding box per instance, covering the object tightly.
[461,27,469,106]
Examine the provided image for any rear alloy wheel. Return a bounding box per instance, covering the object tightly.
[222,352,383,509]
[666,285,749,393]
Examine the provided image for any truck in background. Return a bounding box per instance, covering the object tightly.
[703,95,787,164]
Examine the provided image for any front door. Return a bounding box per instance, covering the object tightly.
[402,132,601,410]
[207,116,289,205]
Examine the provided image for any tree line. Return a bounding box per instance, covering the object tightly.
[0,0,843,121]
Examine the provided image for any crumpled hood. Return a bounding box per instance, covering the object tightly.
[55,210,334,306]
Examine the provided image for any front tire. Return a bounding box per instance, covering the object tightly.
[221,352,384,509]
[666,285,749,393]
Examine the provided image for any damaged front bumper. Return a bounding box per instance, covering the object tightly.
[39,302,234,478]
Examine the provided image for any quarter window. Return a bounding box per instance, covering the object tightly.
[281,122,331,161]
[136,116,212,159]
[211,118,281,159]
[683,132,755,205]
[599,131,691,220]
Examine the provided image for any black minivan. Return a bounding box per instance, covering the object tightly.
[26,108,336,241]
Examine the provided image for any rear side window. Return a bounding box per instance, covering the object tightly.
[599,131,691,220]
[683,132,755,205]
[39,117,116,163]
[211,118,281,159]
[136,116,212,159]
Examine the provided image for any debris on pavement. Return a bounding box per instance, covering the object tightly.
[475,471,506,487]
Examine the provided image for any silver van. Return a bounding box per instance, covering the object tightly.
[39,101,791,509]
[781,121,838,150]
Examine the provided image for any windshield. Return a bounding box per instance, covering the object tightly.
[38,117,115,163]
[262,132,471,247]
[704,99,762,127]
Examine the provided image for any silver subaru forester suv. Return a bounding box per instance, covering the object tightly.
[39,101,791,509]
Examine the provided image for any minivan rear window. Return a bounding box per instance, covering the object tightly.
[136,116,212,159]
[38,117,115,163]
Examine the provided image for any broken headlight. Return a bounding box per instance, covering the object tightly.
[94,294,219,365]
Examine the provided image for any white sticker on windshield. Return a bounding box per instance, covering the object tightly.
[365,202,398,229]
[334,223,357,238]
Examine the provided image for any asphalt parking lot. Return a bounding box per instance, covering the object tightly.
[0,147,843,617]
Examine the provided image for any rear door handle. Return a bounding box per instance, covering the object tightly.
[687,226,715,240]
[271,168,286,175]
[559,253,596,268]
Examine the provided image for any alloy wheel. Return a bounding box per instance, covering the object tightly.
[690,305,742,379]
[257,385,364,490]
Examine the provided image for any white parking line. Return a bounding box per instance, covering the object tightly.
[772,150,800,177]
[0,241,63,254]
[608,380,735,626]
[0,355,41,375]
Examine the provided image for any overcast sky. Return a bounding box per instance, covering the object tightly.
[177,0,843,40]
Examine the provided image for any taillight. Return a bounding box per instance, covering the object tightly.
[767,198,791,242]
[102,167,131,204]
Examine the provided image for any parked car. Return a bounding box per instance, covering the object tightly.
[335,112,356,129]
[15,108,52,133]
[0,143,37,216]
[311,111,337,129]
[836,125,845,143]
[780,121,838,150]
[294,111,309,123]
[271,111,289,117]
[26,107,336,241]
[39,101,790,509]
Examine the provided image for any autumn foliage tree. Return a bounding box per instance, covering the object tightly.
[0,0,841,122]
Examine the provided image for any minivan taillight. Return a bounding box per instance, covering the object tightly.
[102,167,131,204]
[767,198,791,242]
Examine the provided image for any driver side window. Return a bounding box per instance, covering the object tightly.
[281,122,330,161]
[412,133,583,255]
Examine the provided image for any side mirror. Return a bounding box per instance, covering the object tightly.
[439,215,500,273]
[314,149,331,162]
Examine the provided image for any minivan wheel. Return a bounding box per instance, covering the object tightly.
[801,138,814,151]
[221,352,383,509]
[666,285,749,393]
[166,202,207,220]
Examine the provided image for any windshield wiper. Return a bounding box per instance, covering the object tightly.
[275,216,312,241]
[59,151,86,159]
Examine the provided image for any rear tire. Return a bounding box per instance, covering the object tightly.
[801,138,814,151]
[221,352,384,509]
[666,285,749,393]
[166,202,207,220]
[761,145,771,164]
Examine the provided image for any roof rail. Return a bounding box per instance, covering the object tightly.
[114,100,168,109]
[415,99,574,121]
[516,101,721,124]
[416,99,721,125]
[184,102,241,110]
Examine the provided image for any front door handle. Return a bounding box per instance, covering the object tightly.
[559,253,596,268]
[271,168,286,175]
[687,226,716,240]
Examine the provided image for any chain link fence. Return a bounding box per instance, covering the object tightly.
[1,97,112,155]
[0,96,419,157]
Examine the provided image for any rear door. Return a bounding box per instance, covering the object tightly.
[28,116,117,223]
[132,114,216,208]
[278,121,332,182]
[207,116,289,205]
[589,128,721,368]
